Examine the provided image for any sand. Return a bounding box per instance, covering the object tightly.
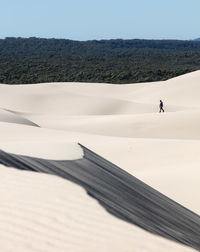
[0,70,200,251]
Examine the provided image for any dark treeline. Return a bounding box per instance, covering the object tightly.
[0,37,200,84]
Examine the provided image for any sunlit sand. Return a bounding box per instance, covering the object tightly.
[0,71,200,251]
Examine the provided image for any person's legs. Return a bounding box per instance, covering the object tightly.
[159,107,164,112]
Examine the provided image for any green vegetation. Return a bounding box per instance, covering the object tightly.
[0,37,200,84]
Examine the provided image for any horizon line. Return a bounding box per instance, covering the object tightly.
[0,36,199,42]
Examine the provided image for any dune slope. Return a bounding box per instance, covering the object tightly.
[0,145,200,251]
[0,163,196,252]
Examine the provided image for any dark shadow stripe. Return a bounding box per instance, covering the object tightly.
[0,144,199,250]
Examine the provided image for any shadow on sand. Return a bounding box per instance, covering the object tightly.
[0,144,199,250]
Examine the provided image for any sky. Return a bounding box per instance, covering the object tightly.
[0,0,200,41]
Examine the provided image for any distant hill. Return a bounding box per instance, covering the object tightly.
[194,38,200,41]
[0,37,200,84]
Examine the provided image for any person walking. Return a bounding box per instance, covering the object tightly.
[159,100,164,113]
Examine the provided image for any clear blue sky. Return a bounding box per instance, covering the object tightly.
[1,0,199,41]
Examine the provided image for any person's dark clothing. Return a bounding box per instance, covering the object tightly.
[159,100,164,112]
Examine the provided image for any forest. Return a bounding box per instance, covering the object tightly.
[0,37,200,84]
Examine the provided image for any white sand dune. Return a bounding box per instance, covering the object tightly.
[0,71,200,251]
[117,71,200,107]
[0,164,195,252]
[0,108,38,127]
[24,110,200,139]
